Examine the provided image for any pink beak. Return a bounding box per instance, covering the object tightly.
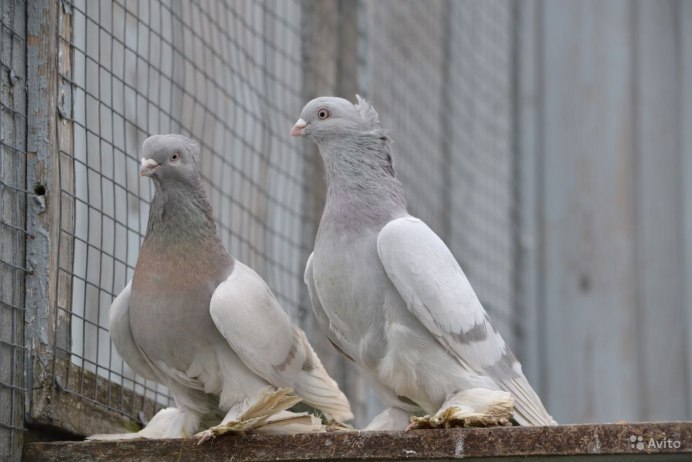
[291,118,308,137]
[139,158,159,177]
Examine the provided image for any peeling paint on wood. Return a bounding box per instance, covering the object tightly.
[26,0,62,426]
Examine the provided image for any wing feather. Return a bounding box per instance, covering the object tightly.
[211,261,352,421]
[210,262,298,385]
[377,217,555,426]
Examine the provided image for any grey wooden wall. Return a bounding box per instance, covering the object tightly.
[517,0,692,424]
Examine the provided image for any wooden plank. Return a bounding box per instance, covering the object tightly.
[540,0,640,423]
[25,0,62,424]
[39,355,161,437]
[23,422,692,462]
[633,0,687,421]
[515,0,542,389]
[678,0,692,418]
[0,0,28,458]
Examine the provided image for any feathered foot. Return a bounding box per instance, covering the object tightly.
[324,420,355,432]
[88,408,175,440]
[407,388,515,430]
[196,387,321,443]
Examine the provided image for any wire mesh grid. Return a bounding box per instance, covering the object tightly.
[13,0,522,437]
[358,0,518,345]
[0,0,27,457]
[445,0,517,342]
[53,0,311,422]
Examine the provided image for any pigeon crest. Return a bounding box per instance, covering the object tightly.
[355,95,382,129]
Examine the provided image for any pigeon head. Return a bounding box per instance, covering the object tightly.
[140,134,201,188]
[291,95,383,143]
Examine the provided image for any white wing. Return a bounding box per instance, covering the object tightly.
[377,216,555,425]
[210,261,352,422]
[109,281,159,381]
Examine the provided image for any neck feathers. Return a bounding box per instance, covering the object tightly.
[144,178,230,264]
[319,134,408,230]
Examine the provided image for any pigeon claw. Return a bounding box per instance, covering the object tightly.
[195,429,216,445]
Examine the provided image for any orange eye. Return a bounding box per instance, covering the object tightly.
[170,152,180,162]
[317,108,330,120]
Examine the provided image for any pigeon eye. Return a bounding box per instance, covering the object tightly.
[317,108,330,120]
[170,152,180,162]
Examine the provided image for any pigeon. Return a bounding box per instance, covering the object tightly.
[90,134,352,440]
[292,96,556,430]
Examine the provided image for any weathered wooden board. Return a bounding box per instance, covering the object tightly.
[678,0,692,420]
[520,0,692,424]
[540,0,640,423]
[515,0,542,389]
[0,0,28,459]
[23,422,692,462]
[633,0,688,421]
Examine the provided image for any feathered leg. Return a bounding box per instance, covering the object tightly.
[88,407,200,440]
[196,387,322,443]
[407,388,514,430]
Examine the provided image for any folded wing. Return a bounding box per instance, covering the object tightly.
[377,216,555,426]
[210,262,352,422]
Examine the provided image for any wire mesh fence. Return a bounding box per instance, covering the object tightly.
[0,0,27,458]
[54,0,313,427]
[359,0,517,343]
[1,0,518,456]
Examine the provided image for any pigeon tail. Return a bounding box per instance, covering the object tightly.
[504,375,558,426]
[294,333,353,423]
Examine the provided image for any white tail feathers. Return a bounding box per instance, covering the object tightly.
[294,334,353,422]
[504,376,557,426]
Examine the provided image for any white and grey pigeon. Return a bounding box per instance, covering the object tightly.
[292,96,556,430]
[90,134,352,440]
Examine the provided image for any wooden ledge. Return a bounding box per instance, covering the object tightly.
[23,422,692,461]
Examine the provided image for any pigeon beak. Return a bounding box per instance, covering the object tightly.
[139,158,160,177]
[291,118,308,137]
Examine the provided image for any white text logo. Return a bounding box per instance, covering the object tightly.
[629,435,682,451]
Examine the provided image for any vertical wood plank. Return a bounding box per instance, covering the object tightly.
[541,0,640,423]
[515,0,542,390]
[678,0,692,418]
[26,0,62,423]
[0,0,28,457]
[634,0,688,421]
